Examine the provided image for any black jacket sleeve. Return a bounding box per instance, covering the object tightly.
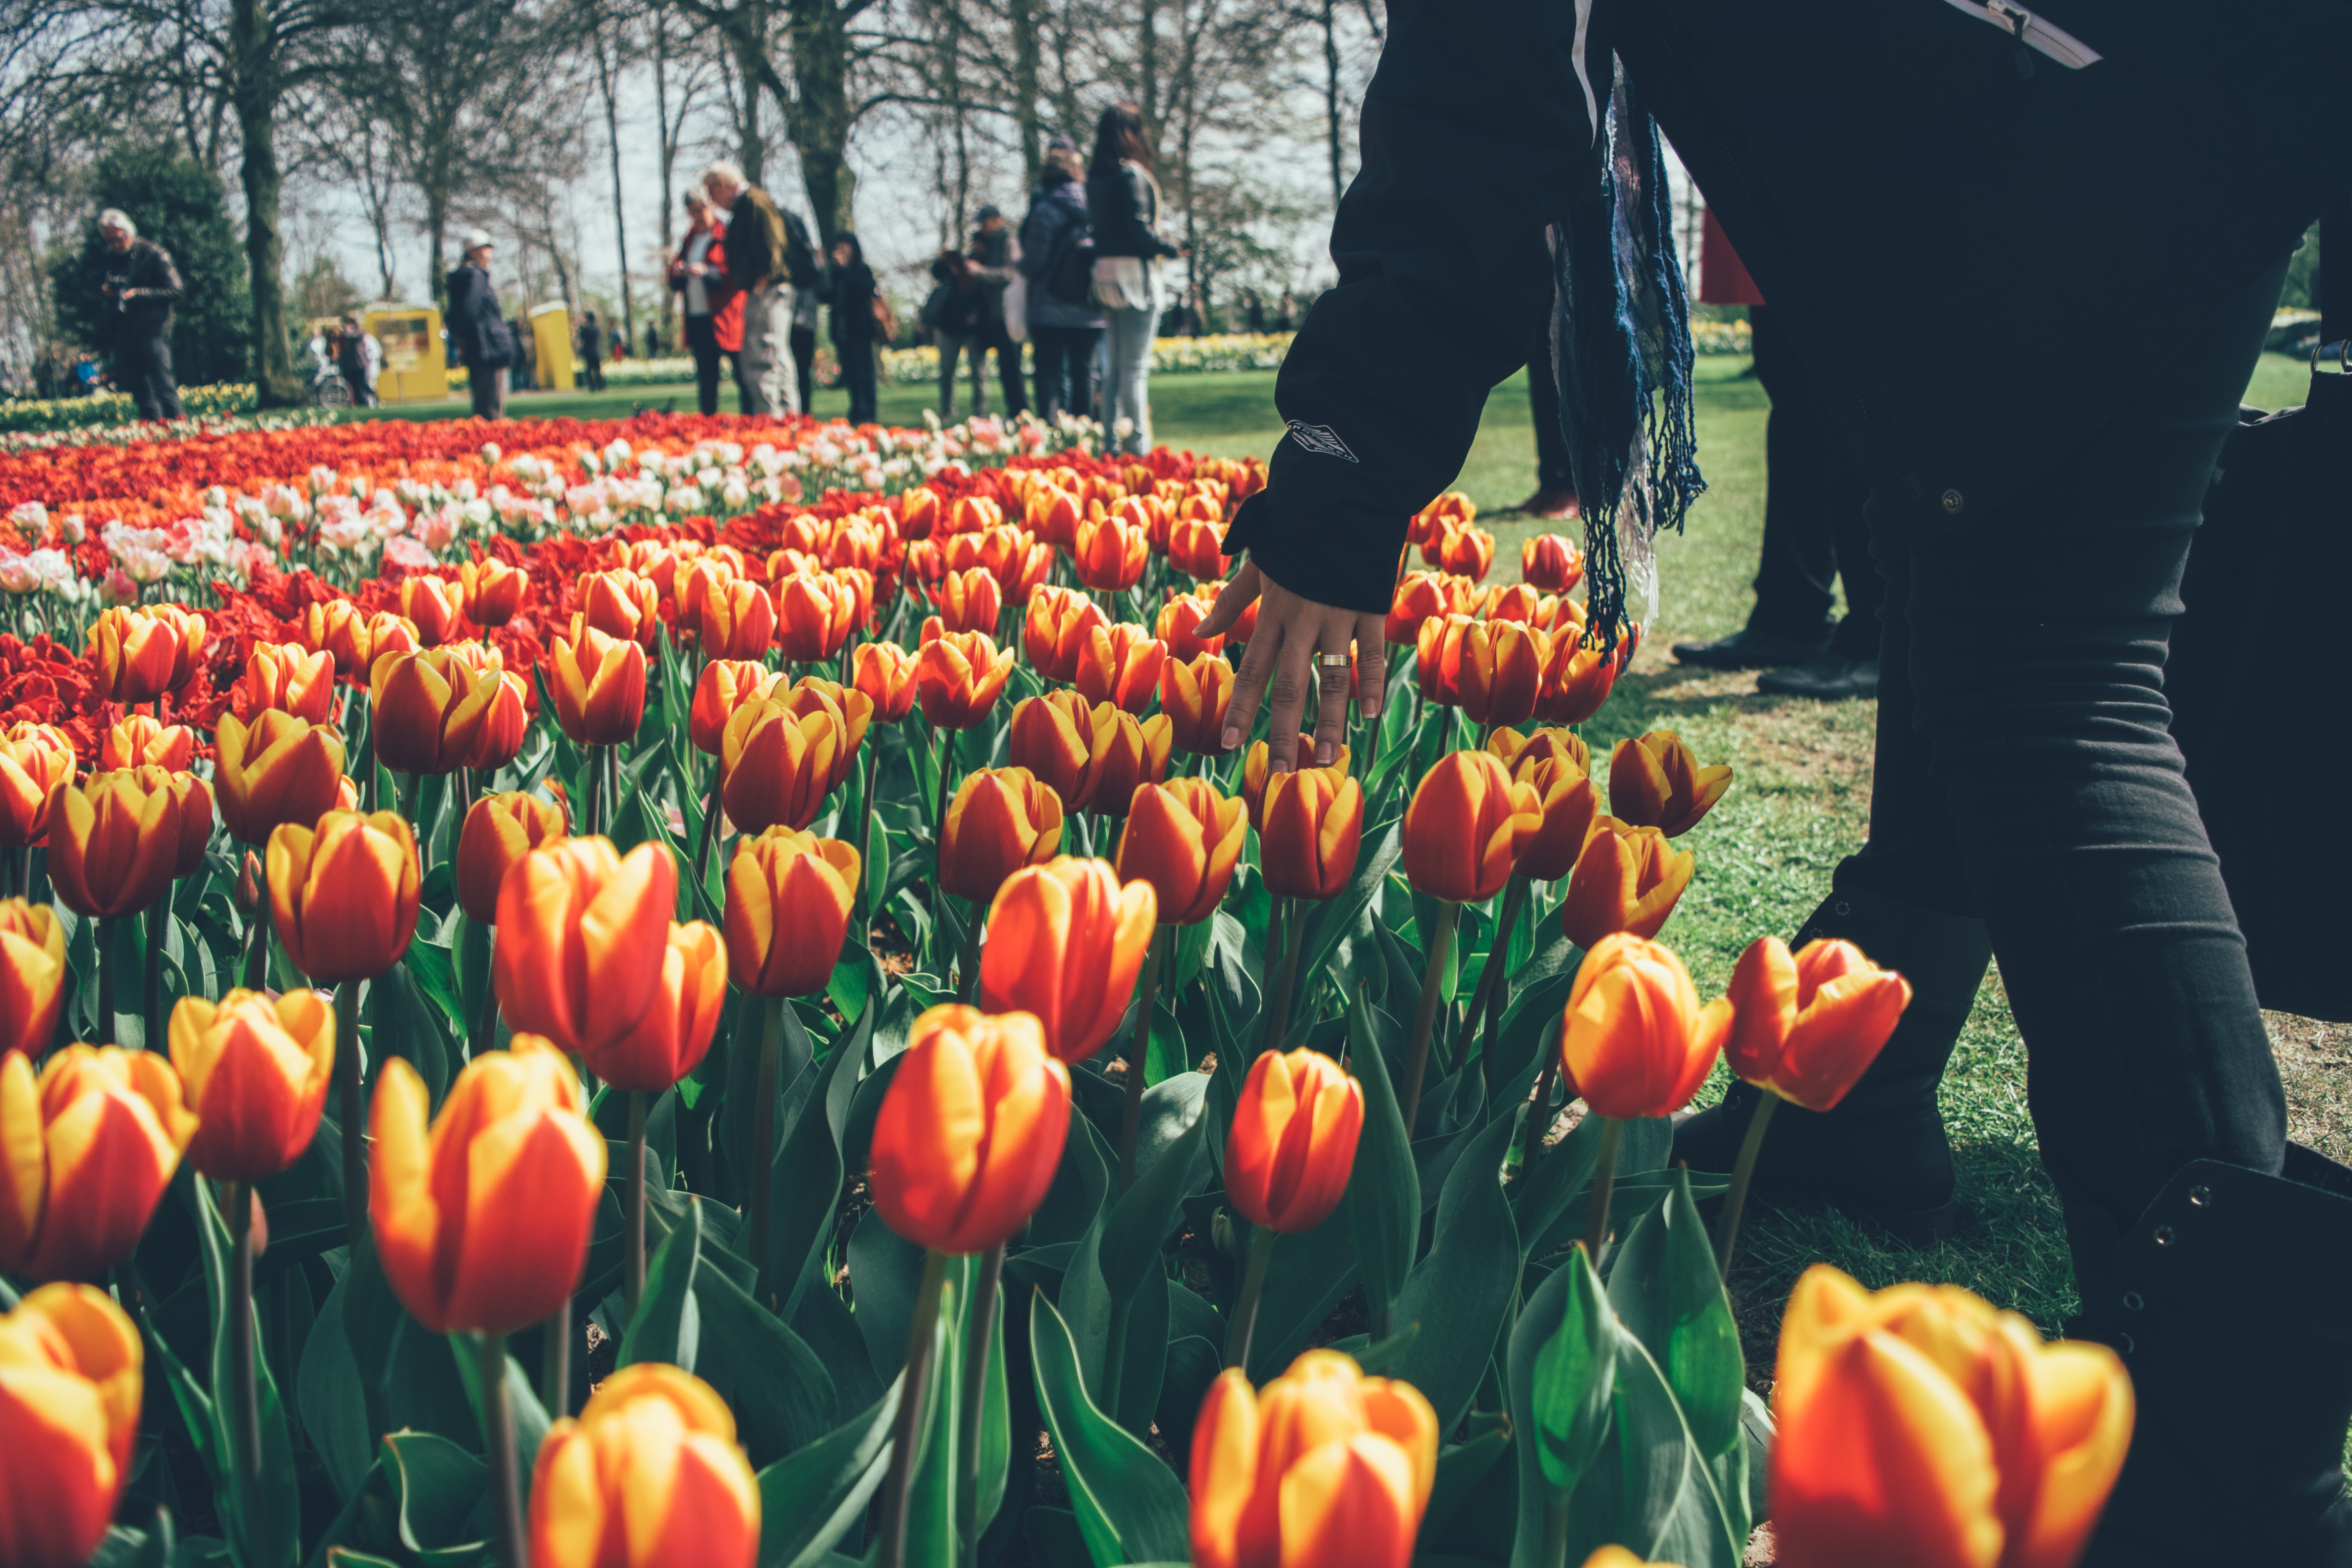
[132,243,183,305]
[1222,0,1603,613]
[723,194,773,291]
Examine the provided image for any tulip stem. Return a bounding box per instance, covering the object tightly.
[625,1088,649,1316]
[877,1248,952,1568]
[1713,1091,1780,1280]
[1515,1041,1563,1186]
[1221,1223,1279,1372]
[1397,900,1459,1134]
[1264,898,1306,1054]
[747,995,784,1285]
[472,939,500,1056]
[333,980,367,1250]
[693,752,724,890]
[542,1295,572,1417]
[1461,874,1529,1083]
[955,916,983,1005]
[145,895,168,1051]
[1581,1115,1625,1267]
[1117,926,1171,1195]
[226,1179,262,1484]
[957,1243,1007,1568]
[97,915,118,1045]
[1543,1495,1571,1568]
[243,861,270,990]
[476,1331,527,1568]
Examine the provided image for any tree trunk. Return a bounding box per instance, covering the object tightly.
[229,0,299,406]
[595,23,636,346]
[1009,0,1042,187]
[1322,0,1345,215]
[727,9,768,187]
[1138,0,1159,149]
[787,0,859,245]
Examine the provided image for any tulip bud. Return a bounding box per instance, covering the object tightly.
[1024,584,1109,682]
[241,641,337,724]
[1023,486,1079,546]
[579,567,661,650]
[1558,933,1727,1120]
[1160,652,1236,757]
[1085,704,1174,818]
[1238,737,1347,831]
[1074,622,1169,715]
[582,921,728,1092]
[679,555,738,626]
[399,573,467,647]
[869,1005,1073,1253]
[1557,816,1694,950]
[1189,1350,1439,1568]
[460,557,528,626]
[1259,769,1363,902]
[1227,1049,1363,1233]
[932,566,1004,636]
[456,791,568,924]
[1509,753,1601,883]
[1521,532,1584,593]
[46,768,207,918]
[1608,731,1733,838]
[940,768,1065,907]
[721,691,848,835]
[213,710,346,847]
[1401,751,1542,904]
[548,622,648,746]
[1415,615,1470,708]
[790,676,874,785]
[0,724,75,849]
[99,714,194,772]
[494,837,677,1052]
[1534,632,1622,726]
[371,1034,607,1334]
[1454,620,1551,728]
[1074,510,1149,592]
[1384,571,1461,648]
[851,640,918,724]
[1720,936,1913,1113]
[1476,583,1562,628]
[979,857,1155,1062]
[0,1283,144,1568]
[1155,588,1225,662]
[916,628,1014,731]
[0,1044,196,1281]
[89,604,204,703]
[1168,514,1227,582]
[1115,779,1245,926]
[370,647,501,776]
[1007,691,1100,813]
[724,826,860,998]
[529,1363,761,1568]
[300,600,367,680]
[468,669,531,771]
[169,988,336,1180]
[1488,725,1591,777]
[775,570,860,662]
[690,577,774,661]
[1771,1265,2132,1568]
[0,898,66,1058]
[690,659,777,757]
[1432,521,1495,582]
[269,810,421,983]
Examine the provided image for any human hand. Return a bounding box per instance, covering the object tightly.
[1192,559,1385,771]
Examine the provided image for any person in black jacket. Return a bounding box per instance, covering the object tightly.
[1085,105,1184,454]
[444,229,513,419]
[704,159,821,415]
[1019,139,1105,421]
[92,210,184,421]
[927,249,993,418]
[1194,4,2352,1557]
[966,206,1025,416]
[828,233,880,425]
[577,310,606,392]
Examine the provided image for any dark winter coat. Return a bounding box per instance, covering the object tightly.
[443,263,514,369]
[96,240,182,339]
[1018,173,1104,331]
[1083,162,1180,262]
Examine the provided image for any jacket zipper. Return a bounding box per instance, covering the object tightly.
[1940,0,2103,68]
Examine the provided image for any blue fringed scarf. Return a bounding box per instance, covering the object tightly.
[1548,74,1704,651]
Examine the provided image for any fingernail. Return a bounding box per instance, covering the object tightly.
[1315,741,1335,765]
[1221,727,1241,750]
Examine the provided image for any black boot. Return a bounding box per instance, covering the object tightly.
[2076,1148,2352,1565]
[1671,885,1992,1244]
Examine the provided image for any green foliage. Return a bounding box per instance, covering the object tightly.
[48,140,252,385]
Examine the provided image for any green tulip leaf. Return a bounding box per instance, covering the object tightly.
[757,1007,863,1315]
[1530,1245,1616,1493]
[380,1429,488,1567]
[1097,1082,1209,1303]
[296,1265,376,1506]
[1388,1111,1520,1433]
[1605,1169,1745,1463]
[1297,818,1403,994]
[1344,984,1420,1332]
[191,1176,301,1568]
[1028,1291,1191,1567]
[451,1332,550,1505]
[694,1263,842,1468]
[1241,1196,1361,1384]
[755,1383,900,1568]
[619,1195,704,1373]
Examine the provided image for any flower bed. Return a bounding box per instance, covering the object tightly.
[0,412,2130,1568]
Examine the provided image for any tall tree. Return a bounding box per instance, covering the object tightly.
[587,5,636,344]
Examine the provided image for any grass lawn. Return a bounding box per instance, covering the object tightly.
[364,349,2337,1363]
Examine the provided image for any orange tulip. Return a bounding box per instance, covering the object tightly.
[1226,1048,1363,1233]
[46,768,205,918]
[933,566,1004,636]
[98,715,193,772]
[582,921,728,1093]
[580,567,661,650]
[466,669,531,771]
[1432,522,1495,582]
[1259,769,1363,902]
[1412,492,1475,544]
[690,659,776,756]
[1161,652,1236,757]
[494,837,677,1052]
[369,647,500,775]
[1168,514,1227,581]
[456,791,568,924]
[1608,731,1733,838]
[1414,614,1471,707]
[1085,704,1173,818]
[1720,936,1913,1113]
[1074,510,1149,592]
[1024,584,1109,682]
[1521,532,1584,592]
[0,1044,195,1281]
[1239,737,1347,831]
[720,691,848,834]
[1007,691,1101,812]
[460,557,528,626]
[940,769,1065,906]
[303,602,415,681]
[0,900,64,1058]
[1771,1264,2132,1568]
[852,639,918,723]
[1189,1350,1439,1568]
[1385,570,1461,647]
[1074,622,1169,715]
[0,724,74,849]
[916,628,1013,730]
[774,569,861,662]
[790,677,873,786]
[169,987,335,1181]
[1155,588,1225,662]
[1557,933,1727,1120]
[1476,583,1562,629]
[979,857,1156,1062]
[1557,816,1694,949]
[548,623,648,746]
[1452,621,1550,728]
[1116,780,1245,926]
[944,495,1004,535]
[723,826,859,998]
[869,1004,1072,1253]
[529,1363,760,1568]
[269,810,421,983]
[1507,753,1602,882]
[1534,632,1622,725]
[1488,725,1590,777]
[1401,751,1542,904]
[398,573,467,646]
[89,604,203,703]
[0,1282,143,1568]
[213,710,346,846]
[1024,486,1080,547]
[371,1034,606,1335]
[679,555,738,626]
[241,641,336,724]
[696,577,777,661]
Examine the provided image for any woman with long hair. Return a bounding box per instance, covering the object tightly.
[1085,104,1183,454]
[1018,136,1105,421]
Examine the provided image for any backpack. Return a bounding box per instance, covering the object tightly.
[1046,208,1096,306]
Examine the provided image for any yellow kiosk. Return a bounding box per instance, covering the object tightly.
[363,304,447,403]
[530,303,576,392]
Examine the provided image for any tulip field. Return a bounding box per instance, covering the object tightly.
[0,401,2137,1568]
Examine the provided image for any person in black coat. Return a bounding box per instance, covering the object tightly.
[91,209,183,420]
[827,233,880,425]
[444,229,514,419]
[1193,3,2352,1558]
[577,310,606,392]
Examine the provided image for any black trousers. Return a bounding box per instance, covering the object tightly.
[838,338,878,424]
[685,314,725,416]
[977,321,1027,417]
[468,364,507,419]
[1746,305,1877,658]
[115,334,182,421]
[1526,324,1576,492]
[1031,325,1101,422]
[581,356,605,392]
[791,326,817,416]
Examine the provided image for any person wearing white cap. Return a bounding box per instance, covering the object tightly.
[444,227,516,419]
[91,207,185,420]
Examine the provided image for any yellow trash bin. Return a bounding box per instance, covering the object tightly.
[531,304,576,392]
[364,306,448,404]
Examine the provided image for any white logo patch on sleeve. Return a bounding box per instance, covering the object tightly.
[1285,421,1360,463]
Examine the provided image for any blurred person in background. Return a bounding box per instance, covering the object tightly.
[827,232,881,425]
[1021,136,1103,422]
[444,228,514,419]
[670,188,742,417]
[335,313,382,407]
[1085,103,1184,454]
[927,247,993,418]
[576,310,606,391]
[92,208,183,420]
[704,158,820,415]
[966,205,1025,416]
